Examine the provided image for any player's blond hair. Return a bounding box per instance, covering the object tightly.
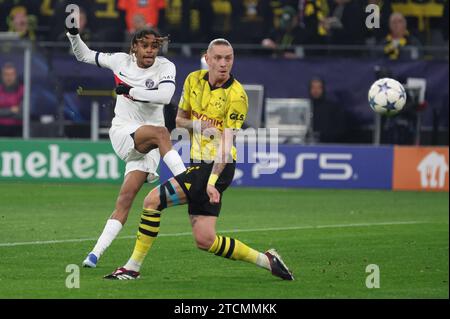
[207,38,233,52]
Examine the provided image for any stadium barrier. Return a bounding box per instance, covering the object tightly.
[0,139,448,191]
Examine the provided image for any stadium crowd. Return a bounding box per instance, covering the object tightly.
[0,0,448,57]
[0,0,448,144]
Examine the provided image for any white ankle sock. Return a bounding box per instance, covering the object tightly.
[163,149,186,176]
[124,258,142,272]
[256,253,271,270]
[91,219,123,258]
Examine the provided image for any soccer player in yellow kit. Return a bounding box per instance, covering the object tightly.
[105,39,294,281]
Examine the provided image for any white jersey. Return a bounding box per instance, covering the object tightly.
[66,33,176,128]
[67,33,176,179]
[97,53,175,127]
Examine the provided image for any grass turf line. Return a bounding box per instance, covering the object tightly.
[0,182,448,298]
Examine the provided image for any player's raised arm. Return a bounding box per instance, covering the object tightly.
[66,29,98,65]
[65,9,100,67]
[65,9,124,70]
[66,30,124,70]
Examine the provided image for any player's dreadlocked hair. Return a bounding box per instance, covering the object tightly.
[129,28,169,56]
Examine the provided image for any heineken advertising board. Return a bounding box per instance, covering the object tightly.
[0,139,124,183]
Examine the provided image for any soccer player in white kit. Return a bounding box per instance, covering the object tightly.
[66,25,186,268]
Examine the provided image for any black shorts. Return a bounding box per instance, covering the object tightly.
[175,161,236,216]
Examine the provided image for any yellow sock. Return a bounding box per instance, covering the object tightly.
[208,235,267,268]
[125,208,160,271]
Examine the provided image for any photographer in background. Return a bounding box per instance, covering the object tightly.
[309,77,345,143]
[373,66,420,145]
[380,88,420,145]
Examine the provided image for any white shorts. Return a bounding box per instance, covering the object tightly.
[109,123,160,183]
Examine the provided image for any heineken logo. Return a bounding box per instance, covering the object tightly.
[0,143,121,181]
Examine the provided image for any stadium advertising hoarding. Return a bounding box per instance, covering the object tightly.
[0,139,124,183]
[231,145,394,189]
[1,139,448,191]
[393,146,449,191]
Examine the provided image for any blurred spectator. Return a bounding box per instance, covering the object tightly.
[324,0,366,46]
[0,63,23,137]
[442,0,449,42]
[230,0,274,44]
[0,0,40,32]
[124,13,154,44]
[205,0,232,39]
[261,6,302,58]
[7,6,36,41]
[118,0,166,33]
[365,0,393,44]
[197,0,215,41]
[308,77,344,143]
[133,13,148,31]
[382,12,422,60]
[297,0,329,45]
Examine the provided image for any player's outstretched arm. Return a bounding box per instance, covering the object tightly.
[66,31,125,71]
[66,31,102,66]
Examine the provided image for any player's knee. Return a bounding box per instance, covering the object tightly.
[194,232,216,250]
[155,126,170,143]
[143,191,160,210]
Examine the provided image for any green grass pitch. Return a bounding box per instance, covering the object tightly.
[0,182,448,299]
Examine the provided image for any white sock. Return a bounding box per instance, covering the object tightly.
[91,219,123,258]
[124,258,142,272]
[163,149,186,176]
[256,253,271,270]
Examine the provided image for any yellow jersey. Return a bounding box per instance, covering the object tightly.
[178,70,248,161]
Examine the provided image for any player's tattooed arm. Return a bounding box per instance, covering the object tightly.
[211,128,235,175]
[211,162,227,176]
[207,128,236,204]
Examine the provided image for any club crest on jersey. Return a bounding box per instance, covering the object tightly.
[145,79,155,89]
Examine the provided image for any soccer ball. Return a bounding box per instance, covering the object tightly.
[368,78,407,115]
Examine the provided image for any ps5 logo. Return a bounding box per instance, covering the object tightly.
[252,152,354,181]
[283,153,353,180]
